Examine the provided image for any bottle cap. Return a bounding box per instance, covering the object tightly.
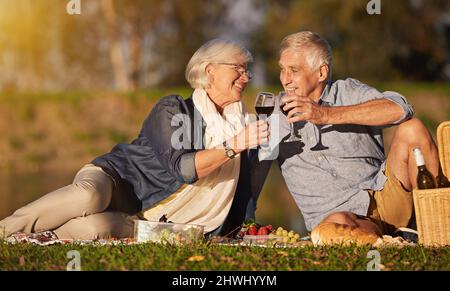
[413,148,425,166]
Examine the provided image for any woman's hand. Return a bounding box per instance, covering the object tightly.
[229,120,269,153]
[195,120,268,179]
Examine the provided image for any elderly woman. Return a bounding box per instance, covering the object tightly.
[0,39,268,240]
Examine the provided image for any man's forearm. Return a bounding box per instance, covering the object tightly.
[325,98,405,126]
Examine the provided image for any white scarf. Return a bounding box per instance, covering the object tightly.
[144,89,247,232]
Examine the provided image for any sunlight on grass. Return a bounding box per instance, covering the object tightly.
[0,241,449,271]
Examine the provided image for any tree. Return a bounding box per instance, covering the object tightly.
[101,0,130,90]
[251,0,450,83]
[101,0,168,90]
[0,0,61,90]
[148,0,228,87]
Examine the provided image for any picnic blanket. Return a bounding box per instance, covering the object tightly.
[3,231,416,248]
[3,231,138,246]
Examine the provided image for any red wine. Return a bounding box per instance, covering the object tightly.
[255,106,274,116]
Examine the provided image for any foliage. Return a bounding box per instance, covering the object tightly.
[0,0,449,91]
[253,0,450,84]
[0,0,228,91]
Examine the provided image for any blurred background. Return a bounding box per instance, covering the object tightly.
[0,0,449,235]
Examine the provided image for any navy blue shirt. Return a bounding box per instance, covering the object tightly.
[92,95,268,236]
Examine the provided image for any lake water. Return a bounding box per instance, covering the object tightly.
[0,170,76,220]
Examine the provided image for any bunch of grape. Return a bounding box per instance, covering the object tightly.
[274,227,301,244]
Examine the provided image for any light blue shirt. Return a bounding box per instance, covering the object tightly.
[261,78,414,231]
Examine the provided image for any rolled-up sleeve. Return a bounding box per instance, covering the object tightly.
[179,152,197,184]
[342,79,414,125]
[141,95,199,184]
[381,91,414,124]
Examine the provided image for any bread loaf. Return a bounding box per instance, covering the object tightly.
[311,222,380,246]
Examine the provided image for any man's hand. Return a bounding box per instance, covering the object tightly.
[281,96,330,125]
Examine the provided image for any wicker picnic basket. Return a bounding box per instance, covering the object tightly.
[412,121,450,246]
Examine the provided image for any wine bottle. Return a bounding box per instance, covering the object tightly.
[413,148,436,189]
[436,163,450,188]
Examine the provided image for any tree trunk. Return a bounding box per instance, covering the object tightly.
[128,30,142,89]
[101,0,130,90]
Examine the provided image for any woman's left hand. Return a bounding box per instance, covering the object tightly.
[231,120,269,152]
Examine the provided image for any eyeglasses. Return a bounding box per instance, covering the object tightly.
[217,62,253,79]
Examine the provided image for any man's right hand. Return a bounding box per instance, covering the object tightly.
[281,95,330,125]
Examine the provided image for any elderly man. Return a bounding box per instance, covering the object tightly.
[257,31,440,239]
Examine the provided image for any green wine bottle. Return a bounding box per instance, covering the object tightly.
[413,148,436,189]
[436,163,450,188]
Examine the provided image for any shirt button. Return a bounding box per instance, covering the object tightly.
[318,156,323,161]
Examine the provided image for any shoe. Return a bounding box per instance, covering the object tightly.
[393,227,418,243]
[29,231,59,245]
[7,231,59,245]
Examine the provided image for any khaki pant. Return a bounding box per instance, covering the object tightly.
[0,164,139,240]
[366,162,414,235]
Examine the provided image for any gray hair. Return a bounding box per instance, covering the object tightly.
[280,31,332,73]
[185,38,253,89]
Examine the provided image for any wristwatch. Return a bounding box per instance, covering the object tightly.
[223,140,237,159]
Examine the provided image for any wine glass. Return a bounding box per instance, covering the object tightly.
[310,124,329,151]
[254,92,275,120]
[310,99,329,151]
[279,91,301,142]
[254,92,274,150]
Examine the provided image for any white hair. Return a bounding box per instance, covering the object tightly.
[185,38,253,89]
[280,31,332,73]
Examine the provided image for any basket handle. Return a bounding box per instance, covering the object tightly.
[437,121,450,177]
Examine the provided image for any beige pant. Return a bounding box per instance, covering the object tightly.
[366,162,414,234]
[0,164,136,240]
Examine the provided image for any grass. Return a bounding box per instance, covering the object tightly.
[374,82,450,98]
[1,241,449,271]
[0,87,194,103]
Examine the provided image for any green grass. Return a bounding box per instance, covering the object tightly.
[1,82,448,102]
[374,82,450,98]
[1,242,449,271]
[0,91,93,104]
[0,88,194,103]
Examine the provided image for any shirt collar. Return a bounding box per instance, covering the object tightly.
[318,80,335,105]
